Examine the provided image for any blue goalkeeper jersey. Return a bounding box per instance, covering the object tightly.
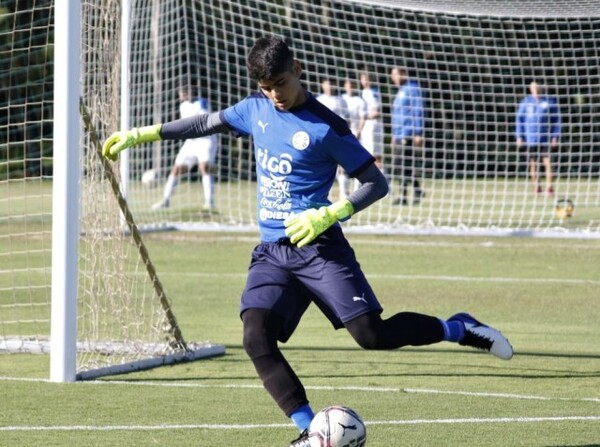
[516,95,561,146]
[221,92,375,242]
[391,80,424,139]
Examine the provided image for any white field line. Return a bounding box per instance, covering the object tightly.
[158,271,600,286]
[1,416,599,432]
[1,376,598,403]
[150,233,600,251]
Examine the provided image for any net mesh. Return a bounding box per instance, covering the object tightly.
[1,0,222,378]
[118,0,600,237]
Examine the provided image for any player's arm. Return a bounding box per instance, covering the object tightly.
[515,101,526,145]
[102,112,229,161]
[346,162,389,213]
[284,163,388,247]
[550,100,561,145]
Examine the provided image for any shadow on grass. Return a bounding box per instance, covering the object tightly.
[107,344,599,383]
[275,345,600,360]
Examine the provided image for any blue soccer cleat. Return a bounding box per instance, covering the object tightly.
[448,312,513,360]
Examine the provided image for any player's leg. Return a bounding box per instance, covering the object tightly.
[390,139,406,206]
[345,310,513,360]
[301,227,512,360]
[395,140,411,205]
[198,160,214,209]
[240,242,315,437]
[401,138,423,202]
[411,137,425,204]
[542,154,553,196]
[346,310,443,349]
[197,139,215,210]
[152,164,188,209]
[242,308,310,419]
[152,144,192,209]
[529,151,541,195]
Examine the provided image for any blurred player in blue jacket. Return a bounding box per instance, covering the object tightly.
[516,82,561,196]
[390,66,425,205]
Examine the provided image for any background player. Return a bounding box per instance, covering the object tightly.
[516,81,561,196]
[339,78,368,199]
[390,66,425,205]
[316,76,351,200]
[342,78,367,140]
[358,67,385,176]
[152,87,217,211]
[102,35,513,447]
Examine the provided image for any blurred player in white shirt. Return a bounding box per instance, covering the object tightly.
[342,78,367,139]
[316,77,348,119]
[317,77,352,200]
[339,78,367,199]
[152,87,217,211]
[359,69,384,174]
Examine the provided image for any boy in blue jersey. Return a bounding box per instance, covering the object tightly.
[390,66,425,206]
[102,35,513,447]
[516,82,561,196]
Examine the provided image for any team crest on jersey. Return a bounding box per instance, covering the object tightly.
[292,131,310,150]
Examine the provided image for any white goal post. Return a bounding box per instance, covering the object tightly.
[1,0,600,381]
[50,0,81,382]
[1,0,225,382]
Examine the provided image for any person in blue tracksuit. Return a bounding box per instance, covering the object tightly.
[390,66,425,205]
[516,82,561,196]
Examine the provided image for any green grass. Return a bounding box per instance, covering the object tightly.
[124,176,600,233]
[1,232,599,446]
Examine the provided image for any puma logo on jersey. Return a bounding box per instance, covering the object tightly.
[258,120,269,133]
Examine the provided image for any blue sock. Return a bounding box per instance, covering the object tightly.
[290,404,315,432]
[439,318,465,342]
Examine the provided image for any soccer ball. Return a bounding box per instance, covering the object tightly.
[308,405,367,447]
[141,169,159,187]
[555,198,574,219]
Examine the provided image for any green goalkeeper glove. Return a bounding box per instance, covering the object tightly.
[102,124,162,161]
[284,200,354,248]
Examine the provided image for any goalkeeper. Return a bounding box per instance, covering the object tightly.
[103,35,513,447]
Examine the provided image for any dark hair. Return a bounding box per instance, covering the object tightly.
[247,35,294,81]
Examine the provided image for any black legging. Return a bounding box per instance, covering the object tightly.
[242,308,444,416]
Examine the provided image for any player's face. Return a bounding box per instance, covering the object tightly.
[258,60,305,111]
[390,68,406,86]
[344,80,353,95]
[360,73,369,89]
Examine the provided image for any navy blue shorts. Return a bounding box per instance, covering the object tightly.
[525,144,551,159]
[240,226,383,342]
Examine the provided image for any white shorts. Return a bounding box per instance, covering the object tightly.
[175,137,216,167]
[360,119,383,156]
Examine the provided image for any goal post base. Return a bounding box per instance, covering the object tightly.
[0,339,225,381]
[76,342,226,381]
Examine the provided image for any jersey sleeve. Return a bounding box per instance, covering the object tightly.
[325,131,375,177]
[220,97,254,136]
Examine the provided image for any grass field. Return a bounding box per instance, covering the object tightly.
[122,176,600,234]
[1,231,599,446]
